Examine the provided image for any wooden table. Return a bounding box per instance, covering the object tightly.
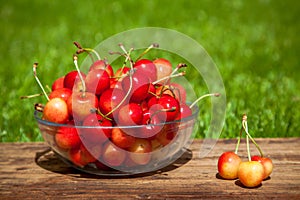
[1,138,299,199]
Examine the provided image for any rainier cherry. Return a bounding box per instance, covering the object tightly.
[218,152,242,180]
[153,58,172,84]
[251,155,273,180]
[43,98,69,124]
[238,161,264,188]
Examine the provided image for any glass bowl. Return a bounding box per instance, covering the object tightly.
[34,106,198,176]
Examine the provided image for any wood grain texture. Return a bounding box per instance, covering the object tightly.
[0,138,299,199]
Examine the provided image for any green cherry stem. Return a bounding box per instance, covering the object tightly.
[73,55,86,95]
[135,43,159,61]
[189,93,220,109]
[234,126,243,154]
[246,134,251,161]
[103,45,134,118]
[33,63,50,101]
[242,114,264,158]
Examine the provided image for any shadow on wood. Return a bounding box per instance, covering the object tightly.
[35,147,193,179]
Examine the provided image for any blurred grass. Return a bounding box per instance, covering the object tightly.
[0,0,299,142]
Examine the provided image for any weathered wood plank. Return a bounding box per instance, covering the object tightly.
[0,138,299,199]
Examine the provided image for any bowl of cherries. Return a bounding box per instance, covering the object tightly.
[30,42,219,175]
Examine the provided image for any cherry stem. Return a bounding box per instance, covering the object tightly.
[148,107,176,124]
[34,103,44,112]
[74,42,101,60]
[83,48,101,60]
[234,126,243,154]
[33,63,50,101]
[242,114,264,157]
[246,134,251,161]
[135,43,159,61]
[189,93,220,109]
[153,72,186,85]
[20,93,45,99]
[73,55,86,95]
[104,45,134,118]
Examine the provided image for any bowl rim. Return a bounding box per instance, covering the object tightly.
[34,104,199,129]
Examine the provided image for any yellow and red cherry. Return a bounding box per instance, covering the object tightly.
[67,92,99,122]
[153,58,173,84]
[218,151,242,180]
[128,138,152,165]
[238,161,264,188]
[42,97,69,124]
[251,155,273,180]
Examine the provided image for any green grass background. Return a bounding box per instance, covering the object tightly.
[0,0,299,142]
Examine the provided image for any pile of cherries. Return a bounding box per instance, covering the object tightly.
[217,114,274,188]
[30,42,219,169]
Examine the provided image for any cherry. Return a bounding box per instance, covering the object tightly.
[89,59,114,78]
[156,94,180,122]
[238,161,264,188]
[55,121,81,150]
[85,68,110,96]
[251,155,273,180]
[116,103,143,126]
[81,113,112,144]
[155,123,178,146]
[43,97,69,124]
[176,103,192,120]
[49,87,72,102]
[101,141,127,167]
[133,59,157,82]
[69,144,102,167]
[67,91,99,122]
[218,151,242,180]
[98,88,125,119]
[63,70,86,90]
[128,138,152,165]
[121,69,151,103]
[153,58,173,84]
[110,66,130,88]
[51,76,65,91]
[111,127,136,149]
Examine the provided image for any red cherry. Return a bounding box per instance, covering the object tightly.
[55,122,81,150]
[69,144,101,167]
[117,103,143,126]
[63,70,86,90]
[89,60,114,78]
[156,94,180,122]
[85,69,110,96]
[133,59,157,82]
[121,69,150,103]
[81,113,112,144]
[98,88,125,119]
[176,103,192,120]
[42,97,69,124]
[51,76,65,91]
[49,88,72,102]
